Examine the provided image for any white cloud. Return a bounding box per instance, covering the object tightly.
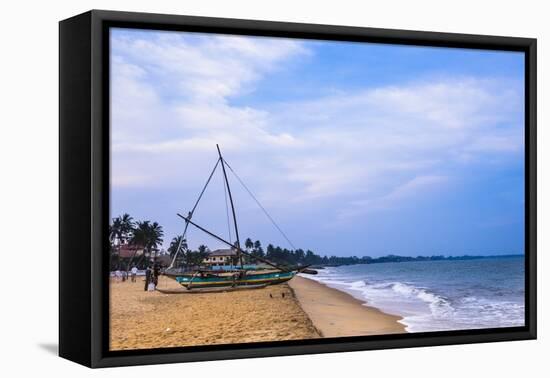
[110,30,309,191]
[260,77,523,217]
[112,31,308,103]
[110,30,524,225]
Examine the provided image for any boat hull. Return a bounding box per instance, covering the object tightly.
[173,270,296,289]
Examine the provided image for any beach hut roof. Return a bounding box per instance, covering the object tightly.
[118,244,145,258]
[208,248,237,257]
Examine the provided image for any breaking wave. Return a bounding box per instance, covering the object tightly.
[304,260,524,333]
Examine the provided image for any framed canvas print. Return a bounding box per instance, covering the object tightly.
[59,10,536,368]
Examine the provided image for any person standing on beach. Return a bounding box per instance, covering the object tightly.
[144,266,152,291]
[153,264,160,287]
[131,266,138,282]
[114,269,122,282]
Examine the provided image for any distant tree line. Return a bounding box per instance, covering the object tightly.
[166,235,211,269]
[237,238,522,268]
[109,214,521,271]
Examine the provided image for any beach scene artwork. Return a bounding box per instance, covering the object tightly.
[109,27,525,351]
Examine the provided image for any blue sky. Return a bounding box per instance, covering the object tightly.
[110,28,525,257]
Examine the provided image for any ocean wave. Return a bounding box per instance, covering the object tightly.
[456,297,525,326]
[304,273,524,332]
[310,275,454,318]
[388,282,454,317]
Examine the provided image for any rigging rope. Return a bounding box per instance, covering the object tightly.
[190,158,221,215]
[222,166,233,244]
[169,158,221,269]
[223,159,297,251]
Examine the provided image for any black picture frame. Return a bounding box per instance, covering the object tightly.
[59,9,537,368]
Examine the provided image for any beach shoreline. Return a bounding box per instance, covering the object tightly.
[109,274,405,351]
[289,276,406,337]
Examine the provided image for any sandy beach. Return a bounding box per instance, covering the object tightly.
[289,276,406,337]
[110,274,405,350]
[109,275,320,350]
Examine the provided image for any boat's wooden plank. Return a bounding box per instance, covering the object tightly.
[156,284,268,294]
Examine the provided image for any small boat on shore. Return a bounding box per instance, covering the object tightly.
[173,270,296,289]
[165,145,314,291]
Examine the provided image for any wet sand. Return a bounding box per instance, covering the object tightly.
[288,276,406,337]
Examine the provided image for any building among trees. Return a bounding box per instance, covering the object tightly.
[203,248,237,266]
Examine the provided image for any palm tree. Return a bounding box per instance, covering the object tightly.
[109,214,136,269]
[245,238,253,251]
[266,244,274,259]
[119,213,135,244]
[168,235,187,269]
[110,214,135,245]
[253,240,264,257]
[130,221,149,246]
[196,245,210,266]
[131,221,164,268]
[168,235,185,257]
[110,215,135,269]
[148,222,164,253]
[109,218,122,245]
[129,221,150,269]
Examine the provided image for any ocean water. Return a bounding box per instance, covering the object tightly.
[301,256,525,332]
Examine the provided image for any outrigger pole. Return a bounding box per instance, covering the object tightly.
[216,144,243,267]
[177,213,290,272]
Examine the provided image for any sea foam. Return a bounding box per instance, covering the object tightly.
[302,258,525,333]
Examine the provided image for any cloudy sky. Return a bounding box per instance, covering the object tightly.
[110,28,525,257]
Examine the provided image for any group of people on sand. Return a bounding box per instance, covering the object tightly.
[144,264,161,291]
[113,264,162,291]
[113,265,139,283]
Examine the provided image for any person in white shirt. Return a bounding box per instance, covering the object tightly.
[131,266,138,282]
[114,269,122,282]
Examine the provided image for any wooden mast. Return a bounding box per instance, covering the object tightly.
[216,144,243,267]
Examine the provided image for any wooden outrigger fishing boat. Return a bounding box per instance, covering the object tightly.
[173,270,296,290]
[164,145,315,292]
